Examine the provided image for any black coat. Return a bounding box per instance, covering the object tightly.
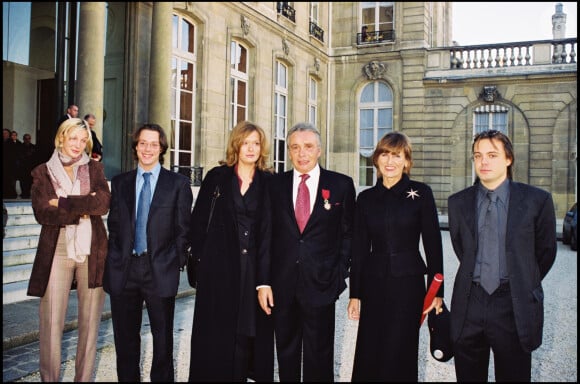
[448,180,557,352]
[189,165,274,381]
[349,174,444,381]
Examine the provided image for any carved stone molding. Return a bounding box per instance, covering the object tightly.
[282,38,290,56]
[241,15,250,36]
[480,86,500,102]
[363,60,386,80]
[314,58,320,72]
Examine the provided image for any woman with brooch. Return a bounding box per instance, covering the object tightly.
[347,131,444,381]
[188,120,274,382]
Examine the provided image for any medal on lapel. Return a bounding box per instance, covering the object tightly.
[322,189,331,210]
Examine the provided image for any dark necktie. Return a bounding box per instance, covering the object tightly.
[134,172,152,255]
[295,174,311,233]
[480,191,500,294]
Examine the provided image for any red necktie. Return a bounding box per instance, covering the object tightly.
[295,174,310,233]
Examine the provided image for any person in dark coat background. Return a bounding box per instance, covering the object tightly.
[347,132,444,381]
[188,120,274,382]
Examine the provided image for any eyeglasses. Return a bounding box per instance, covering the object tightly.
[137,141,161,150]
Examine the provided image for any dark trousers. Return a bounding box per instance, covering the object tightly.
[454,282,532,382]
[274,299,335,382]
[110,254,176,382]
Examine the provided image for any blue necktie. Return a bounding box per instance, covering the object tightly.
[134,172,151,255]
[480,191,500,294]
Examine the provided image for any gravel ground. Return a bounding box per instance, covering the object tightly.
[16,231,577,382]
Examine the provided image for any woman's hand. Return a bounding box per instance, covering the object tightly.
[423,296,444,315]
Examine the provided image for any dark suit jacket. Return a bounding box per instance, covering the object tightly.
[448,180,557,352]
[104,166,193,298]
[260,167,356,308]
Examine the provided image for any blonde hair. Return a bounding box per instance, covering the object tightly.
[54,118,93,155]
[221,121,272,172]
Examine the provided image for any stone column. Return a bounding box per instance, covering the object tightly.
[77,2,106,139]
[148,2,173,132]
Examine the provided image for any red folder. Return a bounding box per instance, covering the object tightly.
[420,273,443,325]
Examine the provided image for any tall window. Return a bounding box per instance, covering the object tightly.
[230,41,249,125]
[474,105,509,134]
[359,81,393,187]
[274,61,289,173]
[170,15,196,170]
[308,77,318,125]
[361,2,394,36]
[310,2,319,24]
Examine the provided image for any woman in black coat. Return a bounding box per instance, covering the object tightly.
[188,121,274,382]
[347,132,444,381]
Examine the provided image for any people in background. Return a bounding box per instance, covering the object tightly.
[57,104,79,128]
[448,129,557,382]
[347,132,444,381]
[188,120,274,382]
[84,114,103,162]
[3,128,19,198]
[27,118,110,381]
[19,133,40,199]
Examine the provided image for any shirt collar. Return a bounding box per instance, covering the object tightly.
[137,163,161,180]
[293,163,320,181]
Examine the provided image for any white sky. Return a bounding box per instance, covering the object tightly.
[453,2,577,45]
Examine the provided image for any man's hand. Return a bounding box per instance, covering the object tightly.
[257,286,274,315]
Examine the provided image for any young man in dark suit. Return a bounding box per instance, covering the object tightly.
[104,123,192,382]
[448,130,557,382]
[258,122,356,381]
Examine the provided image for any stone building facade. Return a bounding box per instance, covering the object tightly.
[2,2,577,216]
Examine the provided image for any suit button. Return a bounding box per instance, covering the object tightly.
[244,231,249,236]
[241,249,248,255]
[299,239,304,243]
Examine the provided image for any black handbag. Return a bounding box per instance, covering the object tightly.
[427,301,454,362]
[187,185,220,289]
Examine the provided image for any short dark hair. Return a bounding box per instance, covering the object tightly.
[131,123,168,165]
[472,129,514,180]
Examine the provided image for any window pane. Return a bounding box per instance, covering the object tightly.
[181,61,193,90]
[238,44,247,73]
[181,19,194,53]
[360,109,373,128]
[180,91,192,120]
[172,15,178,49]
[179,121,192,151]
[237,80,246,105]
[360,84,374,103]
[377,82,392,102]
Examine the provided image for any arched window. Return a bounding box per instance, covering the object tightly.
[473,105,509,135]
[359,81,393,187]
[170,14,196,170]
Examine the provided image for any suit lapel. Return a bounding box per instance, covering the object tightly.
[462,187,478,244]
[506,181,525,238]
[122,170,138,227]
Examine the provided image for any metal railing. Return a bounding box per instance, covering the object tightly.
[172,166,203,186]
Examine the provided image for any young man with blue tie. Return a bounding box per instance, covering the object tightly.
[104,123,192,382]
